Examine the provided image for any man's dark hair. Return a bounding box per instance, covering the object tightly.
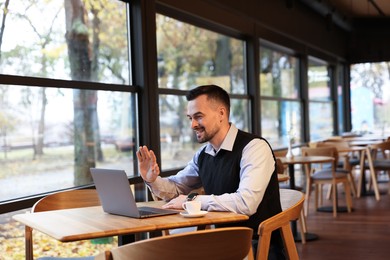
[186,85,230,111]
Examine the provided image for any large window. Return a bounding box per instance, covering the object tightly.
[307,57,334,141]
[1,0,129,84]
[0,0,133,202]
[260,45,302,149]
[156,14,249,170]
[350,62,390,135]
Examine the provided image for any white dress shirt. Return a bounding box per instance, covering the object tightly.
[146,124,275,216]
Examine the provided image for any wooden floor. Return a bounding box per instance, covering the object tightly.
[295,180,390,260]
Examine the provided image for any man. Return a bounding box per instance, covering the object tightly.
[137,85,284,258]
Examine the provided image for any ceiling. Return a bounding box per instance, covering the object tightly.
[299,0,390,31]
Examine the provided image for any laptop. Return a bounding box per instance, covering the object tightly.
[90,168,178,218]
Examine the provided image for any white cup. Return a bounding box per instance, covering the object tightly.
[182,200,201,215]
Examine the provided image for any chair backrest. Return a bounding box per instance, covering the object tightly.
[317,140,350,149]
[275,158,289,182]
[301,146,339,169]
[275,158,285,174]
[256,189,304,260]
[98,227,253,260]
[274,149,288,157]
[27,189,101,260]
[369,141,390,160]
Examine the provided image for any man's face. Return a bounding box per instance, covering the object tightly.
[187,95,222,143]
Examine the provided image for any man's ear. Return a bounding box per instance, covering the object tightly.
[219,106,227,121]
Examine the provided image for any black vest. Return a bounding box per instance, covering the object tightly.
[197,130,282,239]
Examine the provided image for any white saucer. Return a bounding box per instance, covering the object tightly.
[180,210,208,218]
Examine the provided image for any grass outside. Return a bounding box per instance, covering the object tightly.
[0,211,118,259]
[0,145,127,259]
[0,142,197,259]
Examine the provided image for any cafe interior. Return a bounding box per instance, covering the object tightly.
[1,0,390,259]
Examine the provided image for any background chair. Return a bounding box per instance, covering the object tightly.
[363,141,390,196]
[96,227,253,260]
[26,189,102,260]
[301,146,353,217]
[275,159,306,244]
[255,189,304,260]
[276,157,290,183]
[316,140,358,197]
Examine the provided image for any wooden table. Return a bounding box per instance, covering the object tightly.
[278,155,334,242]
[13,201,248,259]
[348,140,381,147]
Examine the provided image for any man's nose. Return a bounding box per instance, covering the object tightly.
[191,119,198,129]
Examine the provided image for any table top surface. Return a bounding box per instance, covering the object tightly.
[342,135,386,141]
[348,140,382,146]
[336,146,367,153]
[13,201,249,242]
[278,155,334,165]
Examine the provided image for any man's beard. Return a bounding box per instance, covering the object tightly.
[194,126,215,143]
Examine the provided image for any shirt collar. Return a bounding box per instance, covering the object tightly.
[204,123,238,156]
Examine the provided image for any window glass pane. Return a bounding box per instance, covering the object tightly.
[159,95,250,170]
[260,47,299,98]
[159,95,203,170]
[337,65,345,133]
[0,0,129,84]
[350,62,390,135]
[308,60,331,100]
[156,14,246,94]
[309,102,333,140]
[261,100,302,148]
[230,99,250,132]
[0,85,136,202]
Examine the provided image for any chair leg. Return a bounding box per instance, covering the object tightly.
[314,184,319,212]
[257,232,271,260]
[280,224,300,260]
[298,210,306,245]
[25,226,33,260]
[332,183,337,217]
[348,172,357,197]
[367,150,381,201]
[300,209,307,234]
[304,181,312,217]
[326,183,332,201]
[344,181,353,213]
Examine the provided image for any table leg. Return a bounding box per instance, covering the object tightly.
[291,221,318,242]
[288,164,295,190]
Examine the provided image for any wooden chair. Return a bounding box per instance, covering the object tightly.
[316,141,358,197]
[95,227,253,260]
[275,158,306,244]
[255,189,304,260]
[301,146,353,217]
[363,141,390,196]
[276,157,290,183]
[26,189,102,260]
